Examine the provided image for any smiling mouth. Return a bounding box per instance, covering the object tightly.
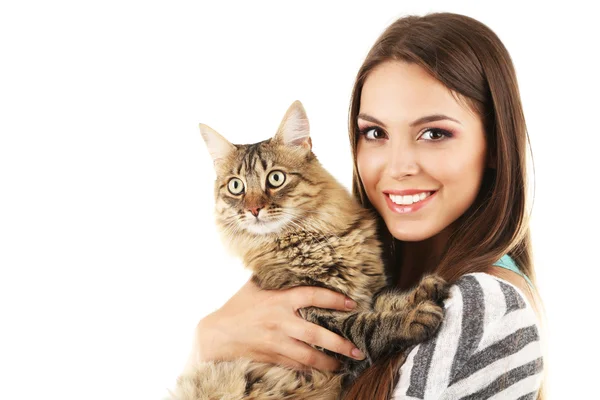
[382,190,438,214]
[387,191,435,206]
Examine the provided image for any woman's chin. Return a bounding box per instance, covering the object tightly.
[387,224,438,242]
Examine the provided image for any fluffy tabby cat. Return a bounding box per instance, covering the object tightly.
[170,101,450,400]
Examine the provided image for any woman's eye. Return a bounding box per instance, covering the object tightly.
[419,128,452,141]
[267,170,286,188]
[361,127,386,140]
[227,178,245,195]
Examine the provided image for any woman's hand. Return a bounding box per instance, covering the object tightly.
[185,279,365,372]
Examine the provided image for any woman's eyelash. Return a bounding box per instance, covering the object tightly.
[420,127,454,140]
[358,126,386,140]
[358,126,454,141]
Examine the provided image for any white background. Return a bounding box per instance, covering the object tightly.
[1,1,598,399]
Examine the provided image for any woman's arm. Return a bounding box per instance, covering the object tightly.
[393,273,544,399]
[183,279,366,374]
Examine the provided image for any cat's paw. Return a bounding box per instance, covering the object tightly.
[402,300,445,342]
[411,274,450,306]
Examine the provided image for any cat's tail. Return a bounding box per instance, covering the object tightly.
[167,358,342,400]
[167,359,250,400]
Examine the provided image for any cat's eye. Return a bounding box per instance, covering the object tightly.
[267,170,286,188]
[227,178,245,195]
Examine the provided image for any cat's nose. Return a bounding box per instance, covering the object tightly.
[249,207,261,217]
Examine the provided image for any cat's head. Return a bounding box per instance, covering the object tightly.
[200,100,327,238]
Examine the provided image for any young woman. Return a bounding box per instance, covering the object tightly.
[188,12,545,399]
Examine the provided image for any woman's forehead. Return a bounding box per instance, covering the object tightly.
[359,60,478,126]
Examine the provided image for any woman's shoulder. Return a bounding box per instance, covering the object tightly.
[447,272,539,332]
[485,264,536,306]
[393,272,543,399]
[451,271,531,306]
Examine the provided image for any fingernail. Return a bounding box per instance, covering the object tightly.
[352,348,365,360]
[345,299,357,309]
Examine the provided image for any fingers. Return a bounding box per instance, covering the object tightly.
[287,286,357,311]
[248,325,342,371]
[286,320,366,361]
[215,281,362,372]
[277,338,342,371]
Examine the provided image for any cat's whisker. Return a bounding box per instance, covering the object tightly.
[219,217,247,241]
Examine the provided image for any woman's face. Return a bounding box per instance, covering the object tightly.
[357,60,488,242]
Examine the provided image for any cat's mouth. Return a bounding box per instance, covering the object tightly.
[243,213,293,235]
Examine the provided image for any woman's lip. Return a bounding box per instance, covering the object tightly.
[384,191,437,214]
[383,189,437,196]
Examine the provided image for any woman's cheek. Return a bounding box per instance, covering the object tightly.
[357,144,380,192]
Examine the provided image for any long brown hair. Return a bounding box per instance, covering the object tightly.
[344,12,545,399]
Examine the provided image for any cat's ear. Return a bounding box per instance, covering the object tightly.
[199,123,236,165]
[273,100,312,150]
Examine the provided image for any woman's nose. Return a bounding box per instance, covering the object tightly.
[385,142,419,179]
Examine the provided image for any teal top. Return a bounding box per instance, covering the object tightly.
[492,254,533,288]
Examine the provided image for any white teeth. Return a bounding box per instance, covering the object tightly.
[389,192,432,205]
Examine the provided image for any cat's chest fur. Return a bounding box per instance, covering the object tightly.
[244,219,387,308]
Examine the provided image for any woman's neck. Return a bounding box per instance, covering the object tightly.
[396,227,452,290]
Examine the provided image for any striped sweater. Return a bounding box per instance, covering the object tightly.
[393,273,544,399]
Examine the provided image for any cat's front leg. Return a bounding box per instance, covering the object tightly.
[300,292,447,363]
[373,274,450,312]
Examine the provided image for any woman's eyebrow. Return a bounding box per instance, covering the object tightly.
[410,114,462,127]
[358,113,461,127]
[357,113,387,127]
